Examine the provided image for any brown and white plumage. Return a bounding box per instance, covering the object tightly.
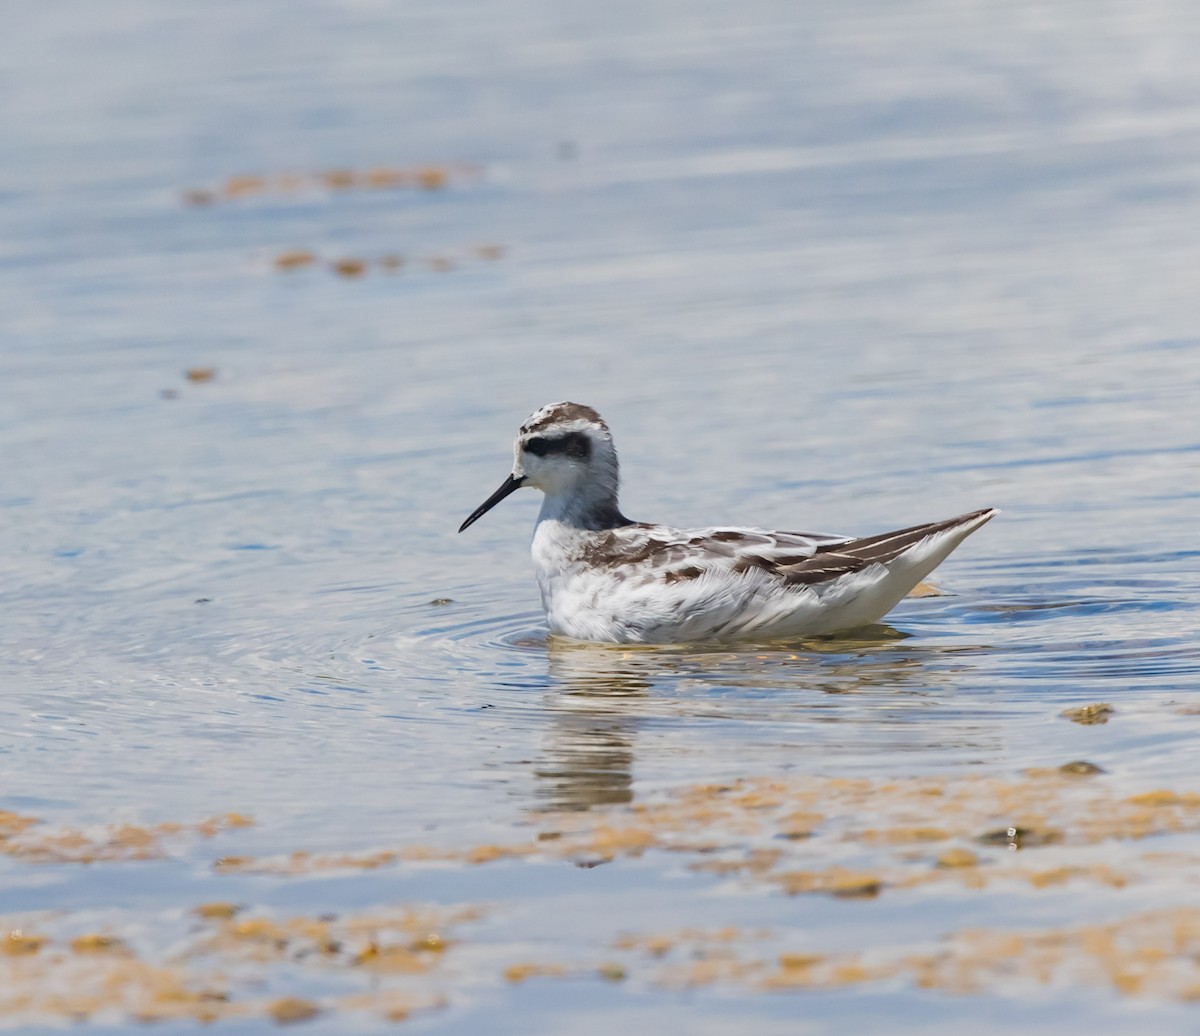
[459,402,997,643]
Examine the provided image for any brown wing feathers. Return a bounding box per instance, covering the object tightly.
[755,508,992,588]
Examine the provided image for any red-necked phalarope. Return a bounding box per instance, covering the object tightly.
[459,402,997,643]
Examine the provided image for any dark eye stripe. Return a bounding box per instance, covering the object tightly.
[525,432,591,460]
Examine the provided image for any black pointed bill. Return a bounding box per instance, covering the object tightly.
[459,474,526,532]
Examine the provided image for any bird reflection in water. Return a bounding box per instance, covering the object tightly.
[534,640,648,812]
[532,624,983,814]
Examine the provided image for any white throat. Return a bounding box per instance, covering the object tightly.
[533,465,628,531]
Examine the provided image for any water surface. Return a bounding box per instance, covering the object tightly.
[2,0,1200,1031]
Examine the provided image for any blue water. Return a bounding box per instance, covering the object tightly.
[2,0,1200,1031]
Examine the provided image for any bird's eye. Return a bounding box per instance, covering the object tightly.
[525,437,551,456]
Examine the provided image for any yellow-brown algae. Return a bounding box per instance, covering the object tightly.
[614,908,1200,1001]
[180,162,480,207]
[3,929,47,954]
[589,824,655,856]
[779,809,824,833]
[410,932,446,953]
[379,254,406,271]
[336,991,447,1022]
[268,997,321,1024]
[1126,790,1200,807]
[475,243,505,260]
[0,810,40,836]
[351,942,432,973]
[504,962,566,983]
[1026,865,1127,889]
[936,848,979,869]
[70,934,129,954]
[1,813,249,865]
[185,367,217,383]
[365,167,410,188]
[1058,760,1106,777]
[0,904,480,1026]
[597,962,627,982]
[1063,702,1114,725]
[858,826,950,845]
[779,952,823,970]
[691,847,782,876]
[645,935,675,958]
[274,249,318,271]
[229,917,289,949]
[194,902,242,920]
[321,169,357,190]
[776,868,884,899]
[193,770,1200,884]
[466,844,519,865]
[415,167,448,190]
[331,258,367,278]
[222,175,266,198]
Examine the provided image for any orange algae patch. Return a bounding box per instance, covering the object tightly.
[338,991,446,1022]
[1126,790,1200,808]
[613,932,676,957]
[322,168,357,190]
[776,868,884,899]
[858,826,950,845]
[351,939,439,974]
[198,770,1200,903]
[265,249,499,278]
[71,934,129,954]
[1,952,240,1024]
[194,902,242,920]
[222,174,266,198]
[1026,866,1128,889]
[274,249,318,271]
[1,812,252,866]
[1063,703,1114,725]
[331,258,367,278]
[465,843,534,865]
[3,929,47,955]
[613,909,1200,1003]
[779,952,824,970]
[0,903,482,1027]
[268,997,321,1024]
[182,162,476,207]
[691,847,782,877]
[1057,760,1106,777]
[415,166,448,190]
[504,961,568,983]
[365,167,411,188]
[936,848,979,869]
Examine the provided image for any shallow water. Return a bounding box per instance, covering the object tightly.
[3,0,1200,1031]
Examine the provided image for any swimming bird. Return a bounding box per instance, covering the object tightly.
[459,402,997,643]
